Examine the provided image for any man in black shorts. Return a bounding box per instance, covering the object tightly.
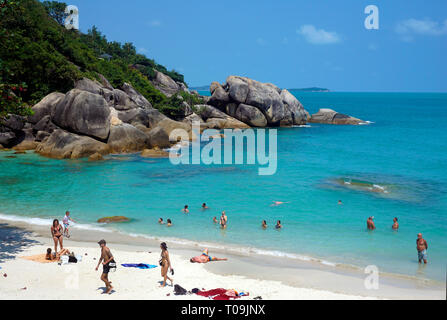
[95,239,115,294]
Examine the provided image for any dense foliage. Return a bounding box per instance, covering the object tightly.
[0,0,194,121]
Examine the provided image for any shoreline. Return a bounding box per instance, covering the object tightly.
[0,218,445,300]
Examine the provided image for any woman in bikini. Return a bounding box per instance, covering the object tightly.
[159,242,173,287]
[51,219,64,255]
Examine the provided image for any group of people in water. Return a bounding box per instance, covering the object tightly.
[366,216,429,264]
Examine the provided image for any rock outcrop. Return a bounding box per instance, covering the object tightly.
[207,76,308,127]
[97,216,130,223]
[1,75,197,159]
[309,108,364,125]
[151,70,187,97]
[195,104,250,129]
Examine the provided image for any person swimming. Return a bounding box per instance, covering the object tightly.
[167,219,172,227]
[392,217,399,230]
[262,220,267,229]
[182,205,189,214]
[367,216,376,230]
[271,201,288,207]
[201,203,209,210]
[275,220,282,229]
[338,200,343,205]
[190,248,227,263]
[158,218,165,224]
[213,217,218,224]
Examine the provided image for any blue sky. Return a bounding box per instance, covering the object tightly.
[67,0,447,92]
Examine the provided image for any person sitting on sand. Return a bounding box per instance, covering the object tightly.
[62,211,76,238]
[262,220,267,229]
[392,217,399,230]
[190,248,228,263]
[158,218,165,225]
[45,248,54,261]
[95,239,115,294]
[275,220,282,229]
[182,205,189,214]
[51,219,64,254]
[167,219,172,227]
[219,211,227,229]
[367,217,376,230]
[202,203,209,210]
[160,242,173,287]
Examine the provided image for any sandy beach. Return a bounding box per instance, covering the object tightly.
[0,219,444,300]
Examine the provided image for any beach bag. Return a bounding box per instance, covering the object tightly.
[68,256,77,263]
[60,255,69,265]
[174,284,187,295]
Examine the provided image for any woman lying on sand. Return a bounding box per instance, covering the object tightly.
[190,248,228,263]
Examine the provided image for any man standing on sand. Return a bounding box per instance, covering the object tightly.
[416,233,428,264]
[367,216,376,230]
[95,239,116,294]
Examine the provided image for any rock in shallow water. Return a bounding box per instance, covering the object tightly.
[97,216,130,223]
[309,108,364,125]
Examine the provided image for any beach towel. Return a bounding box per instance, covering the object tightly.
[195,288,244,300]
[20,254,57,264]
[121,263,157,269]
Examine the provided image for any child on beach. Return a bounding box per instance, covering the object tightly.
[62,211,76,238]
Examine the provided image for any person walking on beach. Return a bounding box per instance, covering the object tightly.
[182,205,189,214]
[219,211,227,229]
[416,233,428,264]
[51,219,64,254]
[159,242,173,287]
[367,217,376,230]
[62,211,76,238]
[190,248,228,263]
[95,239,115,294]
[392,217,399,230]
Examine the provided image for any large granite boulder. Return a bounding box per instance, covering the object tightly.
[151,70,181,97]
[107,123,150,153]
[52,89,111,140]
[207,76,307,127]
[309,108,364,125]
[28,92,65,124]
[36,129,110,159]
[195,104,250,129]
[121,82,153,109]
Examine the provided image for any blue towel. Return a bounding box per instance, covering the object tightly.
[121,263,157,269]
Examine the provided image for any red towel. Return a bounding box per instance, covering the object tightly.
[196,288,241,300]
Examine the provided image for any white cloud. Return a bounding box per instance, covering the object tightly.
[149,20,161,27]
[137,48,149,55]
[395,18,447,41]
[297,25,341,45]
[256,37,268,46]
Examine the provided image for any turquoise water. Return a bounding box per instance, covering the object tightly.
[1,92,446,281]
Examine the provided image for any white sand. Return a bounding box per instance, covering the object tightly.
[0,239,377,300]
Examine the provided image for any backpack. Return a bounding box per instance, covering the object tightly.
[174,284,187,295]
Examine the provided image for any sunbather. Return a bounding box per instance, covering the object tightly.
[190,248,227,263]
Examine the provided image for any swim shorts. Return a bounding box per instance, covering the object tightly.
[418,250,427,261]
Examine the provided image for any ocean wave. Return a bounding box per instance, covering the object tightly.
[359,121,374,125]
[0,213,111,233]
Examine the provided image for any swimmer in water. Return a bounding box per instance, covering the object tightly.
[158,218,165,225]
[213,217,218,224]
[167,219,172,227]
[338,200,343,205]
[392,217,399,230]
[201,203,209,210]
[219,211,228,229]
[262,220,267,229]
[275,220,282,229]
[367,216,376,230]
[182,205,189,214]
